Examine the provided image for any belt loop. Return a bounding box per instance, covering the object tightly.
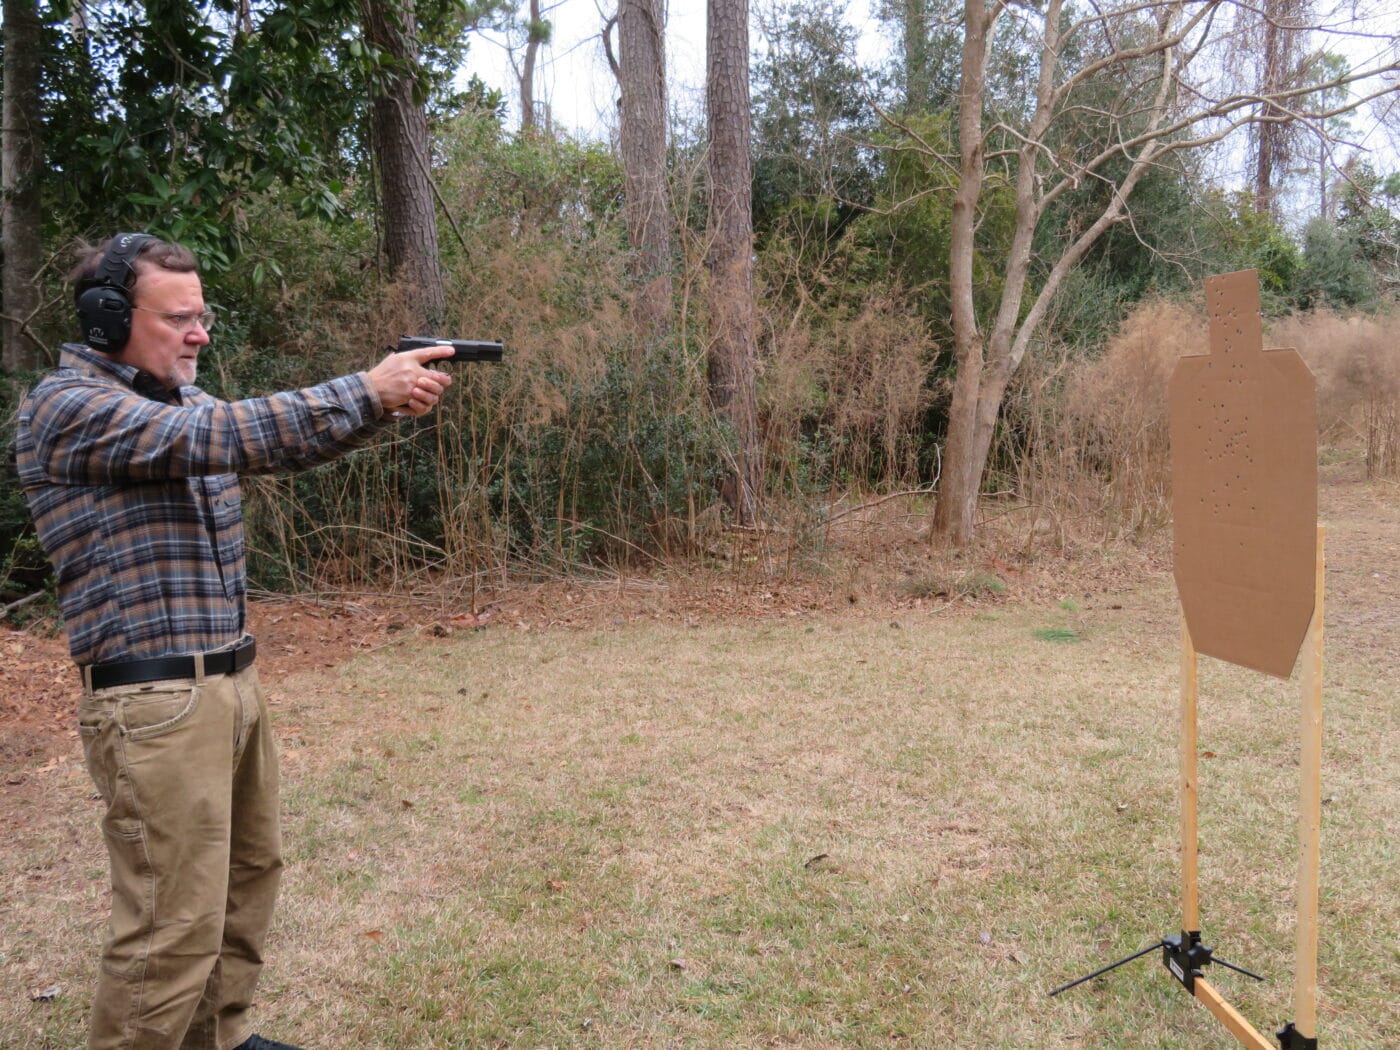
[82,664,94,695]
[193,652,206,684]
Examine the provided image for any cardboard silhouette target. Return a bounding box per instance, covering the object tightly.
[1168,269,1317,678]
[1053,269,1327,1050]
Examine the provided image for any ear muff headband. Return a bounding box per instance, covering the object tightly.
[76,232,156,353]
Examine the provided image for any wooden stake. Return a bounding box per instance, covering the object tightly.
[1195,978,1276,1050]
[1180,607,1200,932]
[1293,526,1326,1038]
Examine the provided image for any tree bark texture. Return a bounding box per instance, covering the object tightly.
[899,0,935,111]
[618,0,673,338]
[361,0,446,331]
[932,0,995,546]
[2,0,45,371]
[1254,13,1280,215]
[519,0,541,132]
[706,0,761,525]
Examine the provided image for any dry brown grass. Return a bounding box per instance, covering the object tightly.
[759,282,939,492]
[1006,300,1400,553]
[1001,299,1200,549]
[3,474,1395,1048]
[1271,309,1400,479]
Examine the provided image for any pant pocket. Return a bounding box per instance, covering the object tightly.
[78,701,118,804]
[118,682,200,740]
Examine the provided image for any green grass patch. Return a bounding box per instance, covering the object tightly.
[1034,627,1082,643]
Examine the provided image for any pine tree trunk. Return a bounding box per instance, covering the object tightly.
[899,0,934,111]
[361,0,446,331]
[2,0,45,372]
[1251,0,1306,218]
[618,0,672,339]
[706,0,761,525]
[1254,9,1282,215]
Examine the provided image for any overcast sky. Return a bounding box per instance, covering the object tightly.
[457,0,1399,184]
[458,0,885,139]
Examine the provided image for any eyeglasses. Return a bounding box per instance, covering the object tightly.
[132,305,217,333]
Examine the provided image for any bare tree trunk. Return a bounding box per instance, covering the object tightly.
[900,0,934,111]
[706,0,761,525]
[936,0,1106,544]
[1254,12,1283,215]
[519,0,541,132]
[617,0,672,339]
[361,0,446,331]
[900,0,1396,546]
[68,0,89,40]
[1318,132,1327,218]
[932,0,995,545]
[2,0,45,372]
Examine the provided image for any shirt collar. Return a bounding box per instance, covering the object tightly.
[59,342,184,404]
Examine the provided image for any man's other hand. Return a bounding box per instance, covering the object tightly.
[368,345,454,416]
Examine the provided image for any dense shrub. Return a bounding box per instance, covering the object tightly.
[757,266,939,492]
[234,201,730,589]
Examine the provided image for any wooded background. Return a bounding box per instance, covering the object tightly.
[3,0,1399,606]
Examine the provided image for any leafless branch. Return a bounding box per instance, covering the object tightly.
[0,592,46,622]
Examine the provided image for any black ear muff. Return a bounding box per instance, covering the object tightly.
[76,285,134,351]
[75,232,155,354]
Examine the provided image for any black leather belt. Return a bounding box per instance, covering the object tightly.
[85,636,257,690]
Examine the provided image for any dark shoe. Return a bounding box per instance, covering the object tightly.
[234,1037,305,1050]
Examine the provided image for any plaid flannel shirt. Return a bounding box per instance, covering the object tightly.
[15,343,390,665]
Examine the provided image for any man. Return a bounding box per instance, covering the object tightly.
[14,233,454,1050]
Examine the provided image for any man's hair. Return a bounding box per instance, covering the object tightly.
[69,235,198,307]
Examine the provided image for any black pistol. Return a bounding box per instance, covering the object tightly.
[396,336,504,363]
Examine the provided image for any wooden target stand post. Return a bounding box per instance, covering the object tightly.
[1051,270,1325,1049]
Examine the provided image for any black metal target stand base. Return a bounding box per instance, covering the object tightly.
[1048,931,1316,1049]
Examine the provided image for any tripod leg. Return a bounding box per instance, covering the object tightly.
[1047,942,1165,998]
[1211,956,1265,983]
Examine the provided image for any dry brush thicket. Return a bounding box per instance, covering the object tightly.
[1274,310,1400,479]
[1003,301,1400,552]
[238,224,1396,592]
[1003,300,1196,546]
[234,204,949,592]
[758,283,938,491]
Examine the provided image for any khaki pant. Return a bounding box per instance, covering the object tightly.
[78,662,282,1050]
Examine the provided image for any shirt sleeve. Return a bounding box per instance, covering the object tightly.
[27,371,394,483]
